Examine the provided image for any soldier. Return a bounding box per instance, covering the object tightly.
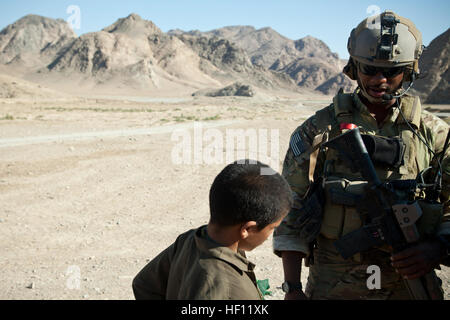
[133,160,292,300]
[274,10,450,300]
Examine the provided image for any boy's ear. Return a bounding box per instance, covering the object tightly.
[240,221,258,239]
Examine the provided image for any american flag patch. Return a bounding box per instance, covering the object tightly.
[290,132,306,157]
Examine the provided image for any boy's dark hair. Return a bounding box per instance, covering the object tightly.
[209,160,293,230]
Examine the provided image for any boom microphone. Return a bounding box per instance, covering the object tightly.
[382,93,394,100]
[382,93,400,100]
[382,83,413,100]
[382,73,416,101]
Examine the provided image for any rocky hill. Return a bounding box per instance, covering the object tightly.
[413,28,449,104]
[192,82,254,97]
[0,14,76,69]
[41,14,233,92]
[169,26,355,95]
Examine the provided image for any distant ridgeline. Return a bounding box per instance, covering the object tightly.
[0,13,448,102]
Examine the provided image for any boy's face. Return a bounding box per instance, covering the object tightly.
[238,213,286,251]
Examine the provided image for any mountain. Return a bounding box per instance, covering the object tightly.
[0,14,76,69]
[169,26,355,95]
[413,28,450,104]
[0,14,299,95]
[172,26,297,69]
[43,13,225,91]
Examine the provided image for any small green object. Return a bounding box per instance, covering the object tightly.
[256,279,272,299]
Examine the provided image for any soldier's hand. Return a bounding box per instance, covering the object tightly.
[390,240,444,280]
[284,290,308,300]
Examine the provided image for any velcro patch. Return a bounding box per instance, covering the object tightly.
[290,132,306,157]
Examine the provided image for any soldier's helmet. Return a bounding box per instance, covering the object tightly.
[343,10,423,82]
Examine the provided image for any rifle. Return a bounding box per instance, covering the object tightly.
[323,127,443,300]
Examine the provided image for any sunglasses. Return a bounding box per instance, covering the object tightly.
[358,62,405,78]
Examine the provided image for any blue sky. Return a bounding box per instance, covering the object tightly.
[1,0,448,59]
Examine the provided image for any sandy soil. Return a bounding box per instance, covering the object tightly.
[0,93,448,300]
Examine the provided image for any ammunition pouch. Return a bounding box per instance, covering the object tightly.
[361,134,406,168]
[320,178,366,240]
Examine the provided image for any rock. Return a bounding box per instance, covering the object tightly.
[193,82,254,97]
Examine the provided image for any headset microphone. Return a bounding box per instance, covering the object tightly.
[382,93,401,100]
[382,73,416,101]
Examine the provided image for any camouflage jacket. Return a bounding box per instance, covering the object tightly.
[273,91,450,299]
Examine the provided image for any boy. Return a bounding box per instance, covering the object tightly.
[132,160,293,300]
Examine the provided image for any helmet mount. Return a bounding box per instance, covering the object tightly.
[377,12,400,60]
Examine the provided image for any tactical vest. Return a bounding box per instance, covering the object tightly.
[310,93,440,257]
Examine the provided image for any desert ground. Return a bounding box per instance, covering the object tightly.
[0,90,449,300]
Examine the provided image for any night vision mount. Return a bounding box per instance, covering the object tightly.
[377,13,400,60]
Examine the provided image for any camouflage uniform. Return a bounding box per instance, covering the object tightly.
[273,90,450,300]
